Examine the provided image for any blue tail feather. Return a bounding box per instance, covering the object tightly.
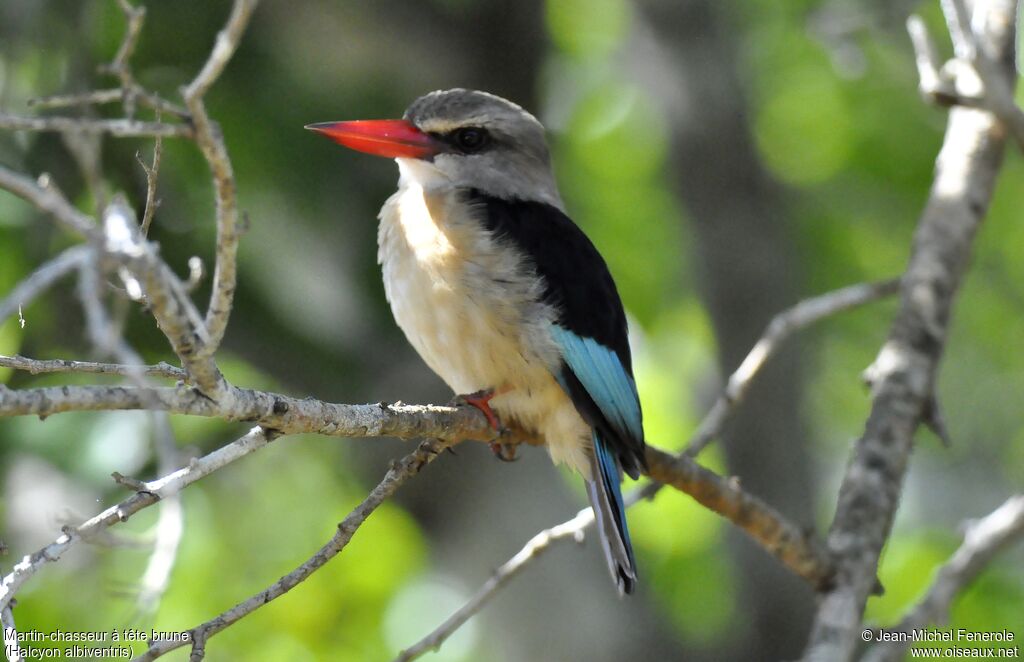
[587,430,637,595]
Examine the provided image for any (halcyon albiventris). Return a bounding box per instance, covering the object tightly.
[307,89,647,594]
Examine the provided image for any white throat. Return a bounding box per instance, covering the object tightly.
[395,156,564,211]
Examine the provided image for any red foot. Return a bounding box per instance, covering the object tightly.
[458,389,518,462]
[460,389,502,432]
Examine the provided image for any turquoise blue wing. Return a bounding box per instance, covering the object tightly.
[550,325,644,454]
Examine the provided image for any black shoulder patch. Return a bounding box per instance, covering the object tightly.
[463,188,633,372]
[463,189,646,474]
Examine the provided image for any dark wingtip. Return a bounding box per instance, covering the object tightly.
[617,566,637,596]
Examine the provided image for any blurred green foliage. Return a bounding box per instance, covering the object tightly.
[0,0,1021,660]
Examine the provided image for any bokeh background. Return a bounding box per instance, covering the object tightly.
[1,0,1022,660]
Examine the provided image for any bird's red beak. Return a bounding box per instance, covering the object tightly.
[305,120,441,159]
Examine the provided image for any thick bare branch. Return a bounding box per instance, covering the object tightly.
[803,1,1018,659]
[0,246,90,327]
[134,436,449,661]
[0,383,503,443]
[0,354,185,380]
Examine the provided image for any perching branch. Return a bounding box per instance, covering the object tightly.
[862,494,1024,662]
[803,1,1018,659]
[0,384,504,441]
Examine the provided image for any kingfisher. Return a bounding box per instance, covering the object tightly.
[307,89,646,594]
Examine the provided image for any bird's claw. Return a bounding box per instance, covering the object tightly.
[489,441,519,462]
[456,389,519,462]
[457,388,502,432]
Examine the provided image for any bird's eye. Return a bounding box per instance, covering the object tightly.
[452,127,489,153]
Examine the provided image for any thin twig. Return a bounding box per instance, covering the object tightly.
[182,0,259,355]
[908,1,1024,150]
[0,165,96,237]
[0,112,192,139]
[395,507,594,662]
[0,354,185,380]
[137,133,163,236]
[28,89,189,119]
[0,245,90,327]
[907,16,954,104]
[941,0,977,59]
[687,278,900,457]
[182,0,259,101]
[0,427,274,613]
[863,494,1024,662]
[101,0,146,117]
[134,437,449,661]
